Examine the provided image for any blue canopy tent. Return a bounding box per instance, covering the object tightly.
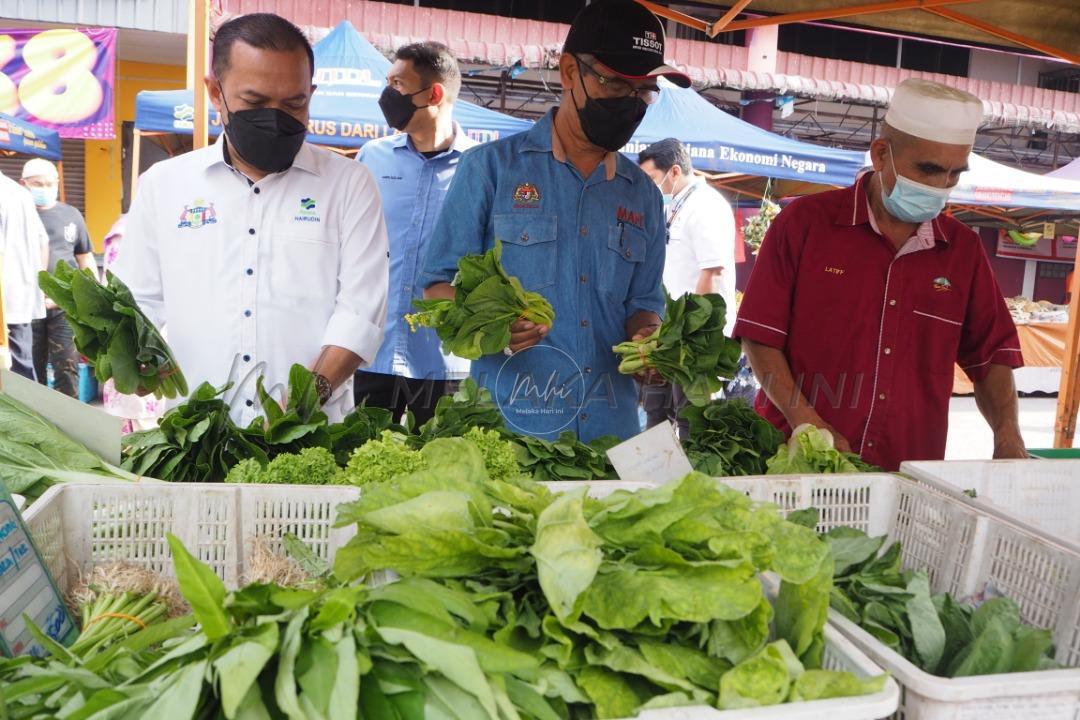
[0,112,61,161]
[625,81,864,190]
[134,20,531,150]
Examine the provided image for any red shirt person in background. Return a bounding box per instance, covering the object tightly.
[734,79,1026,471]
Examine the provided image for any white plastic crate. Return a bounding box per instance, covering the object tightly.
[901,459,1080,549]
[714,473,1080,720]
[22,482,360,592]
[24,479,899,720]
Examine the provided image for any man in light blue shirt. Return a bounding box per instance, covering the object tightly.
[420,0,690,442]
[355,42,476,424]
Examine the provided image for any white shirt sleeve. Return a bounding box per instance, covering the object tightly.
[111,167,167,329]
[320,162,388,364]
[687,188,736,271]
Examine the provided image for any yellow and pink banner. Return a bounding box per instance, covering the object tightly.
[0,27,117,140]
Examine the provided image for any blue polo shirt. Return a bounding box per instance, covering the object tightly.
[419,109,666,442]
[359,123,476,380]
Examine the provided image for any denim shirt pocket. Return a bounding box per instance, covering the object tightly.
[601,223,645,303]
[494,213,558,292]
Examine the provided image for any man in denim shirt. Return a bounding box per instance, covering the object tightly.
[356,42,475,425]
[420,0,689,441]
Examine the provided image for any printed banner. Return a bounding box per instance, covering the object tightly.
[0,27,117,140]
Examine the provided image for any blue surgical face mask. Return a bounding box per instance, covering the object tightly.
[29,186,57,208]
[880,145,952,223]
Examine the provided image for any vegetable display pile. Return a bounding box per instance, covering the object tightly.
[38,263,188,399]
[613,293,741,406]
[0,392,141,504]
[681,398,784,477]
[333,442,887,715]
[406,241,556,360]
[818,519,1059,678]
[766,424,880,475]
[512,432,619,482]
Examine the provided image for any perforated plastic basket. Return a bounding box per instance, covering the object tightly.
[23,480,899,720]
[901,459,1080,548]
[709,473,1080,720]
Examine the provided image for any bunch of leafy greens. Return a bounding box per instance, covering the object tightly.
[225,447,343,485]
[411,378,507,445]
[463,426,524,482]
[122,382,268,483]
[38,263,188,398]
[511,431,618,481]
[613,293,741,406]
[333,443,886,715]
[682,398,784,477]
[766,424,879,475]
[405,241,556,360]
[342,430,427,486]
[821,520,1058,677]
[328,404,405,466]
[240,364,333,458]
[0,392,141,504]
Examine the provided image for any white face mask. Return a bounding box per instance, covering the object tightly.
[658,169,675,208]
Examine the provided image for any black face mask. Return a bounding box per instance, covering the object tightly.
[378,86,430,131]
[572,69,647,152]
[221,95,307,174]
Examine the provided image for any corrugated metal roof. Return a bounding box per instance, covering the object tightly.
[225,0,1080,132]
[0,0,188,33]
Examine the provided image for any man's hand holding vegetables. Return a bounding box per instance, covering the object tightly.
[421,0,688,441]
[111,13,388,424]
[735,79,1025,471]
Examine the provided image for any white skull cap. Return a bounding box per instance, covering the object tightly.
[884,78,983,146]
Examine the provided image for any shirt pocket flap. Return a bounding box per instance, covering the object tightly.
[496,213,557,248]
[607,223,646,264]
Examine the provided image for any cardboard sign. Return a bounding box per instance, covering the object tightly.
[606,422,694,485]
[0,497,77,656]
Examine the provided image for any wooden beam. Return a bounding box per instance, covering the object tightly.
[709,0,754,37]
[635,1,711,34]
[192,0,210,150]
[1055,255,1080,448]
[722,0,980,32]
[924,7,1080,66]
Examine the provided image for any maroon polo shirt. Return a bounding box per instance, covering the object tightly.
[733,174,1023,471]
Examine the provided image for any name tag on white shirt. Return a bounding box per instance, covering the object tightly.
[607,421,694,485]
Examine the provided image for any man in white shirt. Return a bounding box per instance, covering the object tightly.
[114,13,389,423]
[638,137,736,433]
[0,170,49,380]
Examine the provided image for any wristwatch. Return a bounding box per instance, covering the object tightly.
[314,373,333,406]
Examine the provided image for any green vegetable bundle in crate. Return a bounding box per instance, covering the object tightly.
[614,292,741,405]
[405,241,555,360]
[38,263,188,398]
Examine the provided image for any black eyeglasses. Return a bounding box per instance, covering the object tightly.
[576,56,660,104]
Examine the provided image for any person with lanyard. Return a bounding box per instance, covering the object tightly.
[638,137,736,436]
[734,79,1026,471]
[354,41,474,426]
[0,168,48,381]
[21,158,97,397]
[113,13,388,422]
[419,0,689,442]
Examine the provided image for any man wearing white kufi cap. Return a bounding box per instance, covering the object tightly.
[734,78,1026,471]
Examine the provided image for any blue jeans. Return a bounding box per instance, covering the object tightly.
[6,323,36,381]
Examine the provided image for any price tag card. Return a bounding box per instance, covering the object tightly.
[606,421,694,485]
[0,498,77,657]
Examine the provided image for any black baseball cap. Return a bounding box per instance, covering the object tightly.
[564,0,691,88]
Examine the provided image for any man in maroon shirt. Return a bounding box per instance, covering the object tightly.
[734,79,1026,471]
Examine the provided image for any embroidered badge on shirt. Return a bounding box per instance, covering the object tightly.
[295,197,321,223]
[63,223,77,244]
[616,206,644,229]
[513,183,541,208]
[933,276,952,292]
[177,200,218,229]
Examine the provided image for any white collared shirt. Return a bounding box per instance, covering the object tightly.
[114,138,389,424]
[0,172,48,324]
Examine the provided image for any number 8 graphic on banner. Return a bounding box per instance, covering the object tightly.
[0,29,104,124]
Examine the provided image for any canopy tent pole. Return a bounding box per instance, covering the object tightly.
[192,0,210,150]
[1055,255,1080,448]
[923,6,1080,65]
[57,161,66,203]
[719,0,980,32]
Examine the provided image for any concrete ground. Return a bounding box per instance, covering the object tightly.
[946,395,1071,459]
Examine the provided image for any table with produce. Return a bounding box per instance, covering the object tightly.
[0,256,1073,719]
